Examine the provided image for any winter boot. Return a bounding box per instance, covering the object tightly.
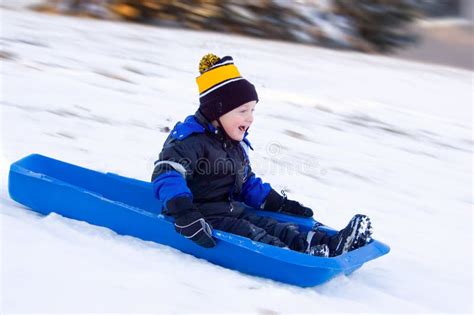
[328,214,373,257]
[305,229,330,257]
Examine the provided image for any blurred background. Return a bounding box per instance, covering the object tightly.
[10,0,474,70]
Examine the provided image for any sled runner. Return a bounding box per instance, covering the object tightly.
[8,154,390,287]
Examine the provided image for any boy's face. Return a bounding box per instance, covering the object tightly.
[218,101,256,141]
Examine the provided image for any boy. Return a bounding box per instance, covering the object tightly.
[151,54,372,257]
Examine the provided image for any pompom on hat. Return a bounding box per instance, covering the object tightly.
[196,53,258,122]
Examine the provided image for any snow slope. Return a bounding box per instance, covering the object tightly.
[1,4,472,314]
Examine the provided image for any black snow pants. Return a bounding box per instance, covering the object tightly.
[205,211,309,252]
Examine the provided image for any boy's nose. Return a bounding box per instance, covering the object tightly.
[246,113,254,124]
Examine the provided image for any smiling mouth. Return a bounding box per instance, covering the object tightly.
[238,126,247,132]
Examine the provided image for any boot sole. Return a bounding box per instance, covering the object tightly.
[351,215,373,250]
[335,214,373,255]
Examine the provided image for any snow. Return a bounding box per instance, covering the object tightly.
[0,4,472,314]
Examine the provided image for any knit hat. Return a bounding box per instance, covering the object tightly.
[196,53,258,122]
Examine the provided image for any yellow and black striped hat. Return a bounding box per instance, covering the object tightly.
[196,53,258,121]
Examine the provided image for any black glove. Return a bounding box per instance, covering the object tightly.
[167,196,216,248]
[263,189,314,218]
[280,198,314,217]
[174,211,216,248]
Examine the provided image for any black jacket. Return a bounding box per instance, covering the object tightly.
[151,110,272,218]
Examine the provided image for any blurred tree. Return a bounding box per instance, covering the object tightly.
[107,0,340,44]
[109,0,156,21]
[417,0,460,17]
[107,0,424,52]
[37,0,428,53]
[34,0,110,18]
[333,0,422,52]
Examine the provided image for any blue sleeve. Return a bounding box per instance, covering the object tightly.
[239,168,272,209]
[151,133,203,214]
[152,170,192,212]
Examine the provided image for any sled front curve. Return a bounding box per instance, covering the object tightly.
[8,154,390,287]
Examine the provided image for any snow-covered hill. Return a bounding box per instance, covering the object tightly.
[1,4,472,314]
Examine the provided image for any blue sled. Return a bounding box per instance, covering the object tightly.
[8,154,389,287]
